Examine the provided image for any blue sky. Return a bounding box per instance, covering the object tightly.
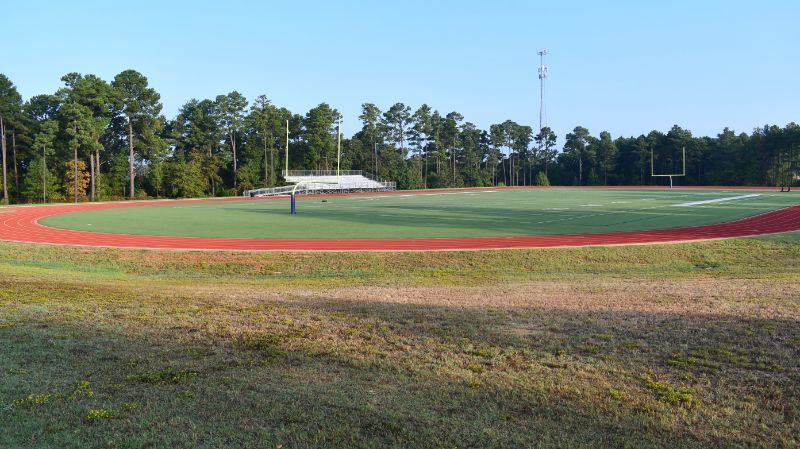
[5,0,798,142]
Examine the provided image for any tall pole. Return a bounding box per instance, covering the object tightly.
[285,119,289,176]
[537,49,548,133]
[336,114,341,184]
[682,146,686,176]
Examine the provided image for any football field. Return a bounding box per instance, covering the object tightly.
[39,187,799,239]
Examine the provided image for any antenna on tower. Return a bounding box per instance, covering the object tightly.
[537,49,548,133]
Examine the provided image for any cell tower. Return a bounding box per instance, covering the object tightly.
[537,49,548,132]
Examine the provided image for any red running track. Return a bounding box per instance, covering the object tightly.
[0,196,799,251]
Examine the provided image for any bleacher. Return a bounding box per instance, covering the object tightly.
[243,170,396,197]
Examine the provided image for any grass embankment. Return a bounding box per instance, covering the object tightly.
[1,234,799,448]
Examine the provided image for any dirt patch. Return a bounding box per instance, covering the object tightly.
[274,280,799,319]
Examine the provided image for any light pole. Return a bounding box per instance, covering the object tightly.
[337,114,342,184]
[537,49,548,133]
[285,119,289,177]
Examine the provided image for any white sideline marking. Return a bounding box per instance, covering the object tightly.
[674,194,760,207]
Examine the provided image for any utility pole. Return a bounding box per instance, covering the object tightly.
[537,49,549,133]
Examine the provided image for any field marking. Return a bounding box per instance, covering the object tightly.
[674,194,760,207]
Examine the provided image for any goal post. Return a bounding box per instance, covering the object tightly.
[289,179,339,214]
[287,114,343,214]
[651,146,686,188]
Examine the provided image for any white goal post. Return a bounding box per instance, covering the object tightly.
[651,146,686,188]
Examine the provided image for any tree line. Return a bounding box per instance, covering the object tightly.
[0,70,797,204]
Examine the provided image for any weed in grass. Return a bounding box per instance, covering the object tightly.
[667,353,700,369]
[236,334,286,358]
[693,261,722,270]
[177,390,195,398]
[760,322,777,334]
[13,393,51,408]
[70,379,94,399]
[763,386,784,400]
[128,367,198,384]
[622,341,642,350]
[122,402,138,411]
[466,363,484,374]
[641,374,696,406]
[86,408,116,421]
[595,333,613,342]
[608,389,624,400]
[582,344,601,355]
[691,345,784,372]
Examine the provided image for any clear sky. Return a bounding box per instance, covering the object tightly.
[5,0,798,142]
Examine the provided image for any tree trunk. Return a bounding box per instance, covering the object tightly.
[42,144,47,203]
[128,120,135,199]
[1,117,6,204]
[452,142,456,186]
[207,146,214,196]
[90,153,95,201]
[509,153,513,186]
[96,148,101,199]
[264,134,269,187]
[74,130,78,203]
[231,131,237,189]
[579,157,583,186]
[423,148,428,189]
[501,154,507,186]
[12,131,18,199]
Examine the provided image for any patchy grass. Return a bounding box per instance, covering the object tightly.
[0,233,797,286]
[641,374,697,406]
[128,368,199,385]
[0,237,798,448]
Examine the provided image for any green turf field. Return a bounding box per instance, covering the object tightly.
[40,188,800,239]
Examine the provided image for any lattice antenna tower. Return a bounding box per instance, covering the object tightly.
[537,49,549,132]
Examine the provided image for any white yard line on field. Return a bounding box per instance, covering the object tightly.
[673,194,760,207]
